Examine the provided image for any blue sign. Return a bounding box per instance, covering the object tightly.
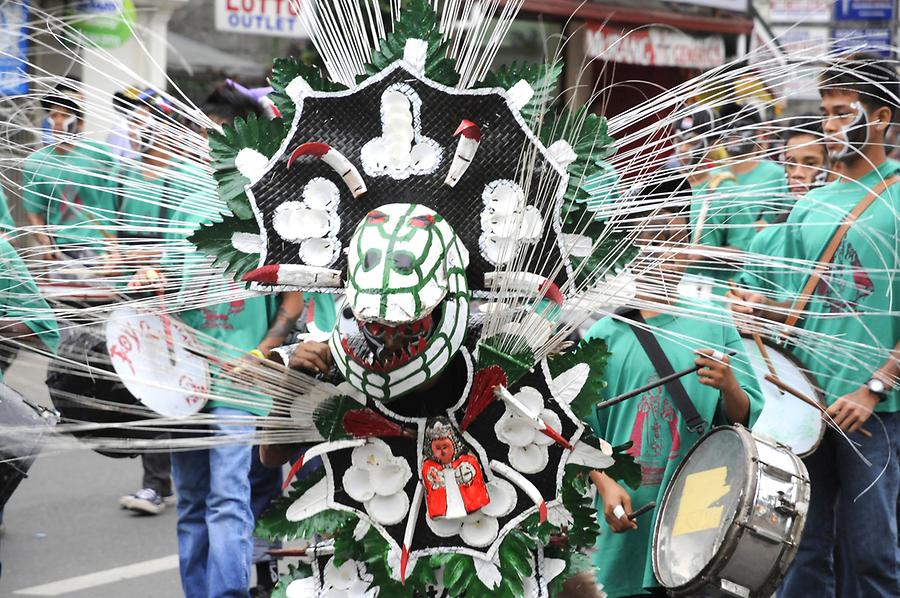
[832,28,893,57]
[834,0,893,21]
[0,2,29,96]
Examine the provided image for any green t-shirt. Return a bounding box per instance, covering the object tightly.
[116,158,200,239]
[164,184,279,417]
[728,160,788,224]
[22,141,119,250]
[685,176,756,295]
[0,187,14,233]
[783,160,900,412]
[0,238,60,381]
[582,300,764,597]
[735,215,795,301]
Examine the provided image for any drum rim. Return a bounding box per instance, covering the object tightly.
[740,334,827,456]
[652,424,759,594]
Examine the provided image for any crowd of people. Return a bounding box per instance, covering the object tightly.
[0,50,896,598]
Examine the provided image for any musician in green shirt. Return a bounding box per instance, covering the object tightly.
[584,177,763,598]
[22,82,118,259]
[0,238,60,377]
[716,102,788,227]
[730,53,900,598]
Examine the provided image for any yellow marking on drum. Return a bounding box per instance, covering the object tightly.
[672,466,730,537]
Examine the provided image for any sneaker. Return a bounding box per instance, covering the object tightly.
[124,488,165,515]
[120,489,175,509]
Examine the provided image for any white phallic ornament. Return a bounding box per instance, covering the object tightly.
[342,439,413,526]
[286,76,313,103]
[547,139,577,168]
[230,231,263,254]
[402,38,428,74]
[507,79,535,112]
[424,477,516,547]
[296,556,376,598]
[286,476,329,521]
[480,180,544,265]
[235,147,269,184]
[493,387,562,474]
[272,177,341,267]
[360,84,441,179]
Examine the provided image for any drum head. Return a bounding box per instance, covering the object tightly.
[743,338,824,456]
[654,427,749,589]
[106,308,209,418]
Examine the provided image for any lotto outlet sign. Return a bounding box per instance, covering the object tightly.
[585,24,725,70]
[214,0,309,38]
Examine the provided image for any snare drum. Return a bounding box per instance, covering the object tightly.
[742,336,825,456]
[46,323,156,458]
[0,383,57,509]
[653,426,809,598]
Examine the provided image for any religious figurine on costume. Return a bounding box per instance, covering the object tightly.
[422,417,490,519]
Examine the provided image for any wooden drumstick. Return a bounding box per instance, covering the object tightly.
[752,333,779,379]
[764,374,872,438]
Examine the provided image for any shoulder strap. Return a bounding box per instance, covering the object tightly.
[619,309,706,434]
[784,174,900,330]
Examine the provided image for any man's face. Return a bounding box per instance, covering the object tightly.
[48,108,77,135]
[674,134,706,169]
[634,211,691,292]
[430,438,455,465]
[784,134,827,195]
[819,89,889,162]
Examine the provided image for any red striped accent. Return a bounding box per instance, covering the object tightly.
[539,501,548,524]
[282,455,305,491]
[454,119,482,141]
[538,279,564,305]
[400,544,410,584]
[287,141,331,167]
[241,264,280,284]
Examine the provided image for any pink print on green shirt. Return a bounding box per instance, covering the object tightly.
[629,378,681,487]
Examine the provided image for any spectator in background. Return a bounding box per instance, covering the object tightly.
[716,102,788,230]
[22,81,119,264]
[672,104,756,298]
[106,87,141,162]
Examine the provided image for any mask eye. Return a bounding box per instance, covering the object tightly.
[366,210,388,224]
[363,248,382,271]
[409,214,435,228]
[391,250,415,275]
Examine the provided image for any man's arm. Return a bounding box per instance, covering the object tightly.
[257,292,304,355]
[828,340,900,433]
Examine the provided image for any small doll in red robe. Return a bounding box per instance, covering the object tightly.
[421,417,490,519]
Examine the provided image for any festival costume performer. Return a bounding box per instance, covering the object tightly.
[673,105,755,297]
[584,178,764,598]
[193,3,637,594]
[729,54,900,598]
[22,81,119,262]
[716,102,788,228]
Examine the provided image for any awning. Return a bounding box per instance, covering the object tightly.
[585,23,726,69]
[166,32,265,78]
[520,0,754,35]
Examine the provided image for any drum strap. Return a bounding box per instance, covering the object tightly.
[619,309,706,434]
[784,175,899,331]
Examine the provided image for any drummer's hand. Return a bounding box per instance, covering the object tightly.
[694,349,739,395]
[725,286,767,333]
[128,268,165,290]
[827,385,878,433]
[592,473,638,532]
[288,341,333,375]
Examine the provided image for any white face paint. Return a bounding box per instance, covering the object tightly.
[829,101,870,162]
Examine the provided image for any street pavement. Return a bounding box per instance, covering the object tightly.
[1,353,183,597]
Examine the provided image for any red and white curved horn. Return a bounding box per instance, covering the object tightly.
[288,141,367,198]
[242,263,342,287]
[490,460,547,524]
[444,120,481,187]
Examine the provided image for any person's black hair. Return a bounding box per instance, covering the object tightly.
[625,175,692,223]
[820,52,899,122]
[676,105,716,138]
[41,80,83,120]
[112,89,138,115]
[201,83,263,123]
[718,101,762,131]
[782,115,824,145]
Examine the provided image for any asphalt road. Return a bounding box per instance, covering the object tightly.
[1,353,184,597]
